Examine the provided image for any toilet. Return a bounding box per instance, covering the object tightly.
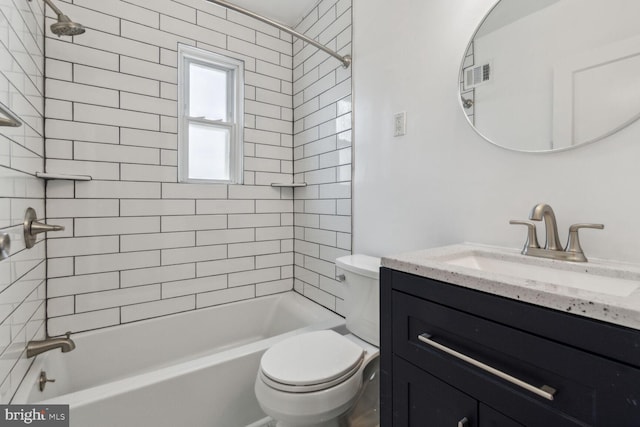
[254,254,381,427]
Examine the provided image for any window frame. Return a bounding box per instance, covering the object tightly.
[178,44,245,184]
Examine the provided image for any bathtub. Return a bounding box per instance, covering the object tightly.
[13,292,345,427]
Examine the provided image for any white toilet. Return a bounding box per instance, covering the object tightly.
[254,254,381,427]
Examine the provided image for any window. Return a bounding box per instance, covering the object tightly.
[178,45,244,184]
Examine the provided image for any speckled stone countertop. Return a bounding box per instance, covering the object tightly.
[381,243,640,331]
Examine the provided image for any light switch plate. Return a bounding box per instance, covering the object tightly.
[394,112,406,137]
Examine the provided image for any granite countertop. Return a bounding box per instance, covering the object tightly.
[381,243,640,331]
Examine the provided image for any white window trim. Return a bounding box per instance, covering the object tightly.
[178,44,245,184]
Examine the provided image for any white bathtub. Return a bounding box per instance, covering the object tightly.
[13,292,345,427]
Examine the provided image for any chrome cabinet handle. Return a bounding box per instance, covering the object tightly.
[457,417,469,427]
[418,333,556,401]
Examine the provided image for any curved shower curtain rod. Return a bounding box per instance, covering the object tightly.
[206,0,352,68]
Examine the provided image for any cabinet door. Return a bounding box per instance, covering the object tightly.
[394,356,476,427]
[479,404,523,427]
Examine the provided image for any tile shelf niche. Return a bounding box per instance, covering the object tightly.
[36,172,92,181]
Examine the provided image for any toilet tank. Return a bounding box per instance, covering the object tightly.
[335,254,380,347]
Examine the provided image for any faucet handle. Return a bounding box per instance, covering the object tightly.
[565,223,604,261]
[23,207,65,249]
[509,220,540,252]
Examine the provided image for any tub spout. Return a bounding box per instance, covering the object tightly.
[27,332,75,358]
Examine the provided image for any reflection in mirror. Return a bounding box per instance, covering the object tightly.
[459,0,640,152]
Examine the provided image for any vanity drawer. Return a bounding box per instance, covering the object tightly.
[389,269,640,369]
[392,290,640,426]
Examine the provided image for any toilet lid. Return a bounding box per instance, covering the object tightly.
[261,330,364,387]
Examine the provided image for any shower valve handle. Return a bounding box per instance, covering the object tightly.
[23,207,65,249]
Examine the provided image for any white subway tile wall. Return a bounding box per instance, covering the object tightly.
[293,0,352,313]
[0,0,47,402]
[44,0,298,335]
[0,4,359,404]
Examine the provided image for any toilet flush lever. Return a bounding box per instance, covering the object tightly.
[24,207,65,249]
[336,274,345,282]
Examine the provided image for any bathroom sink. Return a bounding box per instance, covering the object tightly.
[382,243,640,330]
[435,249,640,298]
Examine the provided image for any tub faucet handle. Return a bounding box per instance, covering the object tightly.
[30,221,64,234]
[23,207,65,249]
[39,371,56,392]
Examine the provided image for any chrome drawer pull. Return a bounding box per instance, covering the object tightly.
[458,417,469,427]
[418,333,557,401]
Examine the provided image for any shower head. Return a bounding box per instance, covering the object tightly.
[50,14,85,36]
[39,0,85,37]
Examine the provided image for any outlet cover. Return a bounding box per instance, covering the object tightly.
[394,112,406,137]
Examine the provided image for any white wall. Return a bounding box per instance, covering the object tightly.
[352,0,640,264]
[0,0,46,402]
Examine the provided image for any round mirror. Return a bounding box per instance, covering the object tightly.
[459,0,640,152]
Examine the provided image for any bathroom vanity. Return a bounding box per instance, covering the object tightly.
[380,244,640,426]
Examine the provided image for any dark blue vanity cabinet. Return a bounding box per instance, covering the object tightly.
[380,268,640,427]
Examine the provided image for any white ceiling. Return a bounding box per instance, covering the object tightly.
[228,0,319,27]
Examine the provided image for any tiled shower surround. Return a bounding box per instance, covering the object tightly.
[292,0,352,313]
[43,0,352,335]
[0,0,47,402]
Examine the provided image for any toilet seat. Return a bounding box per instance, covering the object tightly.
[259,330,365,393]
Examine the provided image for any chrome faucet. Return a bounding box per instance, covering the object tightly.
[27,332,76,358]
[510,203,603,262]
[529,203,562,251]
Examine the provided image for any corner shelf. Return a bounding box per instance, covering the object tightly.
[36,172,92,181]
[270,182,307,188]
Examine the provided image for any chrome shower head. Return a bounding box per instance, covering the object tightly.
[50,14,85,36]
[39,0,86,37]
